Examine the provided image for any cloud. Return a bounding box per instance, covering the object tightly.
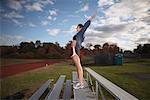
[94,24,126,33]
[141,16,150,25]
[62,19,69,23]
[41,20,49,26]
[120,15,135,22]
[76,3,89,13]
[53,17,56,21]
[47,16,56,21]
[12,19,22,25]
[1,11,24,25]
[7,0,22,11]
[68,14,80,18]
[25,0,54,12]
[85,0,150,50]
[41,9,57,26]
[25,2,44,12]
[47,16,52,20]
[78,1,82,4]
[49,10,57,16]
[98,0,114,10]
[47,29,60,36]
[47,10,57,21]
[134,32,150,43]
[80,3,89,12]
[104,0,150,22]
[1,11,24,19]
[29,22,36,27]
[0,34,24,46]
[84,20,149,50]
[84,14,90,19]
[39,0,54,5]
[62,25,76,35]
[98,0,114,7]
[136,37,150,43]
[83,28,136,50]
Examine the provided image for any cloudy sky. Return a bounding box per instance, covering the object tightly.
[0,0,150,50]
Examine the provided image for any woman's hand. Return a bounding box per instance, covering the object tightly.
[89,8,99,21]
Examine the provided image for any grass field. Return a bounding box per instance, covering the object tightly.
[1,58,150,100]
[91,63,150,100]
[1,60,75,99]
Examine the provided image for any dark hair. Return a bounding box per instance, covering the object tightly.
[78,24,83,28]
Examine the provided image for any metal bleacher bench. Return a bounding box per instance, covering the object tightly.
[29,75,71,100]
[29,68,138,100]
[72,71,96,100]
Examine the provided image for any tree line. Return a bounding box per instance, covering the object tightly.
[0,40,149,59]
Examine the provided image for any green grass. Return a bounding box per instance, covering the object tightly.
[1,58,150,100]
[1,60,76,99]
[90,61,150,100]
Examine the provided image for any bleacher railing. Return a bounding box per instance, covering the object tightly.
[85,68,138,100]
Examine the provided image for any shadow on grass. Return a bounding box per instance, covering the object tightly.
[2,89,29,100]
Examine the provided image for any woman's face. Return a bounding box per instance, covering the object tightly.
[76,26,82,32]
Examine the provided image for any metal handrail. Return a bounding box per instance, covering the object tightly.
[85,68,138,100]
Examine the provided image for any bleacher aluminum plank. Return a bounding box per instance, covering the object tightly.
[72,72,96,100]
[63,80,72,100]
[29,80,51,100]
[46,75,66,100]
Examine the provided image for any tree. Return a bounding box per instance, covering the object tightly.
[0,46,18,57]
[142,44,150,54]
[19,41,35,53]
[109,44,119,54]
[35,40,41,48]
[86,43,93,50]
[64,41,72,58]
[134,44,142,54]
[36,47,46,57]
[134,43,150,58]
[55,42,60,47]
[102,43,109,53]
[94,44,101,50]
[102,43,109,48]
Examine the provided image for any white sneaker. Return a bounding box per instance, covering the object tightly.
[73,83,84,89]
[73,80,79,83]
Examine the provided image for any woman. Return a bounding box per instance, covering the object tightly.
[71,10,98,89]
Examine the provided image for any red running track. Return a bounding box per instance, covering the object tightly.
[1,60,59,78]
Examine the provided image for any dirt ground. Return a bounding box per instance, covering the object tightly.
[1,60,59,78]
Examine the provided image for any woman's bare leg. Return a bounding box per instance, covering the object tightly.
[72,55,84,85]
[71,47,80,80]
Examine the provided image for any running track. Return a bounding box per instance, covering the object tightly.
[1,60,59,78]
